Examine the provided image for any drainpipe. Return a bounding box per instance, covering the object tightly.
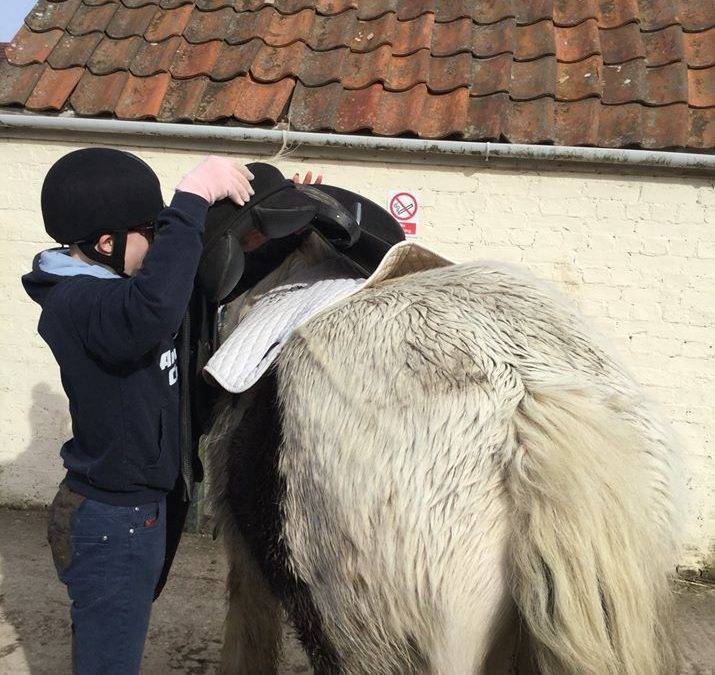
[0,113,713,173]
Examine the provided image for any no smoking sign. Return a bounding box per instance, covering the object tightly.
[387,190,420,237]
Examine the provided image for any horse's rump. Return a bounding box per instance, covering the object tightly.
[207,257,684,674]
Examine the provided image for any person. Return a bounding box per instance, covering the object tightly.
[20,149,254,674]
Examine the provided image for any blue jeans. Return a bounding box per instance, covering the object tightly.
[47,481,167,674]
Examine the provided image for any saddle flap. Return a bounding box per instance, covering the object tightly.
[196,229,246,304]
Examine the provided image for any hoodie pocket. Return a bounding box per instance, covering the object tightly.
[149,406,168,468]
[144,406,176,490]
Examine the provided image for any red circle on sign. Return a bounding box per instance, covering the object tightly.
[389,192,418,221]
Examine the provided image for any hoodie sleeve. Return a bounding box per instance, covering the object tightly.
[64,190,210,365]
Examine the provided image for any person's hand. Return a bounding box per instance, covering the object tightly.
[293,170,323,185]
[176,156,255,206]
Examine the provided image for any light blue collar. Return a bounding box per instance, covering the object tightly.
[38,248,120,279]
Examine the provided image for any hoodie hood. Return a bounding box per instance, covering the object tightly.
[22,247,120,306]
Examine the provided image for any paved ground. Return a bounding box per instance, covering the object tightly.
[0,507,712,674]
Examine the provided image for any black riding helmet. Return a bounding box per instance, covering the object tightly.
[41,147,165,276]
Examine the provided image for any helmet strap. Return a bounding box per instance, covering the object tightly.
[77,231,129,277]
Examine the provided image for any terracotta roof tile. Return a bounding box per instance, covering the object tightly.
[46,32,103,69]
[6,26,63,66]
[115,71,171,118]
[596,0,640,30]
[374,85,428,136]
[157,75,206,120]
[145,4,194,41]
[677,1,715,31]
[106,3,157,39]
[24,0,82,33]
[341,46,380,88]
[465,92,507,140]
[288,80,338,129]
[554,98,600,146]
[467,1,517,25]
[88,36,143,75]
[128,0,192,7]
[195,74,293,122]
[647,62,689,105]
[184,6,232,43]
[194,0,245,8]
[112,0,191,7]
[556,56,601,100]
[554,20,599,62]
[2,0,713,149]
[600,23,644,65]
[515,0,554,26]
[384,12,435,55]
[552,0,598,27]
[432,17,472,57]
[194,78,236,121]
[599,102,642,147]
[602,61,646,104]
[427,52,472,93]
[70,69,128,114]
[211,39,263,80]
[67,3,118,36]
[469,19,513,59]
[637,0,678,31]
[195,0,356,13]
[0,61,45,106]
[130,35,181,76]
[641,103,689,148]
[689,107,714,147]
[504,97,554,144]
[223,9,278,46]
[418,85,469,137]
[334,82,380,131]
[25,64,83,110]
[684,28,715,69]
[516,20,556,60]
[251,41,310,83]
[264,8,316,47]
[688,67,715,108]
[510,57,556,100]
[642,26,684,68]
[470,54,511,96]
[170,39,221,78]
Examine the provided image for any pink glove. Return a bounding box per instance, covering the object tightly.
[176,156,255,206]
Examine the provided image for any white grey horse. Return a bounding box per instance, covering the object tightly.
[204,233,684,674]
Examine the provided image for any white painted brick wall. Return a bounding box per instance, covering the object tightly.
[0,138,712,574]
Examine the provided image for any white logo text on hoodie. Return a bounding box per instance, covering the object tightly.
[160,348,178,385]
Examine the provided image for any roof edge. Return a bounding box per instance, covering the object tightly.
[1,112,713,174]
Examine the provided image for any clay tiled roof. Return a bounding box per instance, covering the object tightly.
[1,0,713,149]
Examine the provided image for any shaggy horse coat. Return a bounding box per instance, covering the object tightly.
[205,235,684,674]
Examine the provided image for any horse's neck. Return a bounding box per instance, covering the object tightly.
[220,232,348,335]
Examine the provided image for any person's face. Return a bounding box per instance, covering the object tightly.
[95,230,151,276]
[123,231,151,275]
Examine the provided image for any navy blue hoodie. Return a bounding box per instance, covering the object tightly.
[22,190,210,505]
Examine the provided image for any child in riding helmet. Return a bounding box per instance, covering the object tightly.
[21,148,253,675]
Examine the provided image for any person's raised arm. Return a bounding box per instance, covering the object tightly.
[67,157,254,365]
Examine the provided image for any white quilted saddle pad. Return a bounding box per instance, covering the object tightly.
[203,241,452,393]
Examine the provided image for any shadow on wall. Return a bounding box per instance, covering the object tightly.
[0,382,72,673]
